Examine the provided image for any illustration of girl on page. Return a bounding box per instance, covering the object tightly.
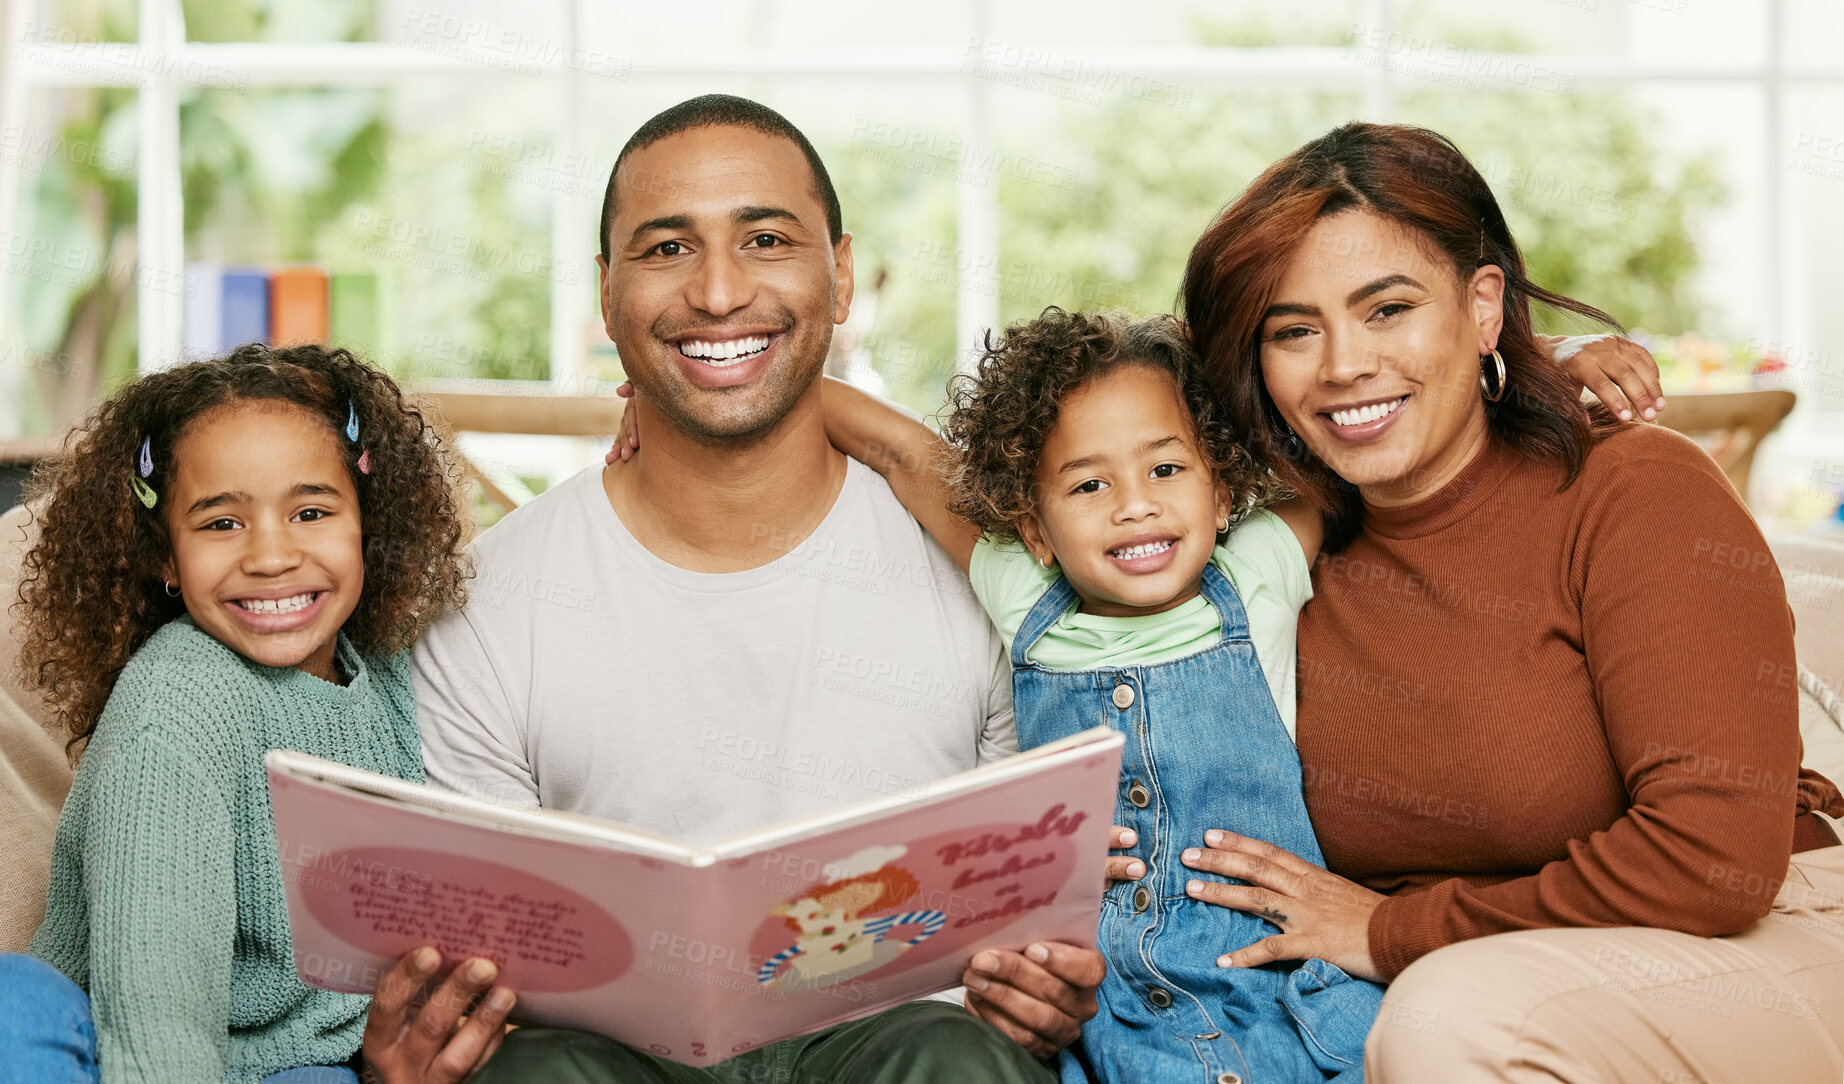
[757,860,947,991]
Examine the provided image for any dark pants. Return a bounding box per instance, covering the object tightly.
[472,1001,1056,1084]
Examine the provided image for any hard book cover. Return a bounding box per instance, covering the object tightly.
[265,726,1124,1067]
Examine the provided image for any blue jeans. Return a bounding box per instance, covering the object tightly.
[0,953,358,1084]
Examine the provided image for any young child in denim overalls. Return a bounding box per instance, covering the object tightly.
[821,308,1380,1083]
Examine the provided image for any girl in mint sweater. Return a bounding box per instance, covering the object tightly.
[0,345,510,1084]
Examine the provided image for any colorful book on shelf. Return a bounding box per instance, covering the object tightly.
[265,726,1124,1068]
[220,269,271,350]
[270,267,329,347]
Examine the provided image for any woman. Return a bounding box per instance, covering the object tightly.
[1175,122,1844,1081]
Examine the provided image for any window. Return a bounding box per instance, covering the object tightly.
[6,0,1841,526]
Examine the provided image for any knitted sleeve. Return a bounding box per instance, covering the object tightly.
[81,723,237,1084]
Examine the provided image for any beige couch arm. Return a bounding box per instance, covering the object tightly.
[1770,533,1844,792]
[0,502,73,953]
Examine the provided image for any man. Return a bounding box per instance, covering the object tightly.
[405,94,1104,1082]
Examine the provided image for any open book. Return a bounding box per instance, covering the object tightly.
[265,726,1124,1067]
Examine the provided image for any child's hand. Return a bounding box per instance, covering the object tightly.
[362,947,516,1084]
[1554,334,1666,422]
[1105,824,1144,885]
[605,382,638,464]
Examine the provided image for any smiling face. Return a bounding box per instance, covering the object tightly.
[161,400,364,682]
[1020,365,1230,618]
[597,125,853,444]
[1258,209,1504,507]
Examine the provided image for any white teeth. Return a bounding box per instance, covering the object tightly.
[1330,398,1404,427]
[236,593,316,615]
[678,335,771,365]
[1109,540,1173,560]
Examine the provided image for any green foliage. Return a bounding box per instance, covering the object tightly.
[821,141,962,417]
[995,90,1366,328]
[1399,89,1724,334]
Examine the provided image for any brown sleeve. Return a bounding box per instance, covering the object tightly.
[1368,440,1804,981]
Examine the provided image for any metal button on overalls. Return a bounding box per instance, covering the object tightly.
[1112,683,1135,709]
[1127,780,1150,808]
[1217,1074,1243,1084]
[1132,885,1150,912]
[1147,987,1173,1009]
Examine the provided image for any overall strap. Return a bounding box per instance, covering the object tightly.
[1199,561,1253,642]
[1010,575,1081,667]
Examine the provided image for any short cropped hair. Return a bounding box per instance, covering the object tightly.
[599,94,843,261]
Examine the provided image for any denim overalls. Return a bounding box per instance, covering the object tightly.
[1011,564,1382,1084]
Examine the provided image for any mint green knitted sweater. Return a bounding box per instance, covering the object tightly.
[30,617,424,1084]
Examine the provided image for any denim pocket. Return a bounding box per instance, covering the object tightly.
[1276,957,1385,1074]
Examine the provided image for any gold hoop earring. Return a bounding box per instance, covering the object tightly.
[1480,350,1508,403]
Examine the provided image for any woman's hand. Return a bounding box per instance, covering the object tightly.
[1106,825,1144,886]
[362,947,516,1084]
[1180,829,1386,982]
[1553,334,1665,422]
[605,382,638,464]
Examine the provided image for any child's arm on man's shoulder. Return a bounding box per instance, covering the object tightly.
[821,377,980,573]
[1271,496,1325,569]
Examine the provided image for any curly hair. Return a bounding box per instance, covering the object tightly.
[16,343,472,757]
[941,308,1283,540]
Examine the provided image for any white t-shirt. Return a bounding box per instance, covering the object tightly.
[413,459,1017,845]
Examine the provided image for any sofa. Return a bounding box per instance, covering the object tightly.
[1,504,1842,952]
[0,502,72,952]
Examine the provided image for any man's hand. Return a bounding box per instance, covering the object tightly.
[962,941,1104,1060]
[362,947,516,1084]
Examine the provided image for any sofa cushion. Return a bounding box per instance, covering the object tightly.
[0,502,72,953]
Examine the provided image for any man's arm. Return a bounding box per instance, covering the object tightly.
[412,606,539,807]
[821,378,981,573]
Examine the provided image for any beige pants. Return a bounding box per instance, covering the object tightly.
[1366,845,1844,1083]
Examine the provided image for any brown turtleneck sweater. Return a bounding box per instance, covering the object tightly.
[1296,423,1843,982]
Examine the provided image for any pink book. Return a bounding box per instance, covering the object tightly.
[265,727,1124,1067]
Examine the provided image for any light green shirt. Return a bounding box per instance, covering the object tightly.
[968,508,1312,738]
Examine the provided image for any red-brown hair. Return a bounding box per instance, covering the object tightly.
[1181,122,1625,551]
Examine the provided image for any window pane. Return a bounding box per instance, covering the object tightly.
[1786,87,1844,415]
[992,84,1361,325]
[1394,84,1756,339]
[582,0,971,54]
[26,0,137,44]
[180,81,555,380]
[1785,0,1844,69]
[2,86,138,441]
[990,0,1359,48]
[183,0,569,49]
[1397,0,1764,65]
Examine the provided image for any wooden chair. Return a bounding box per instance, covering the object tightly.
[414,382,626,517]
[1656,389,1796,502]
